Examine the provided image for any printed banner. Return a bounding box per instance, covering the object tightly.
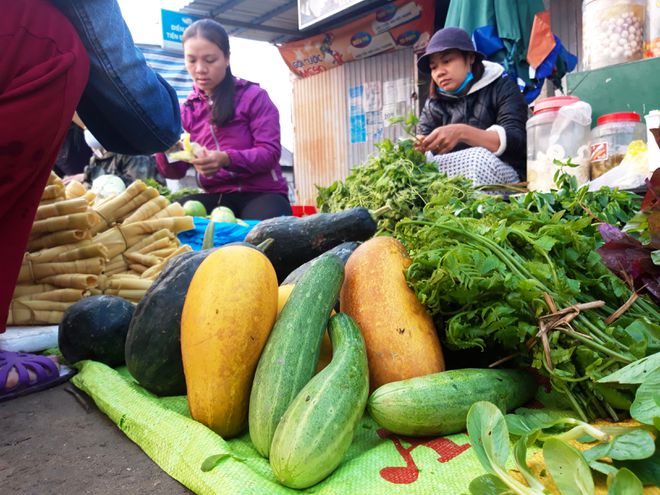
[161,9,200,52]
[279,0,435,78]
[299,0,367,30]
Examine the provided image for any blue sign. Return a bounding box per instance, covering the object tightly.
[161,9,200,51]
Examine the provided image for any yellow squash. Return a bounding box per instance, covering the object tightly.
[340,236,445,390]
[181,245,278,437]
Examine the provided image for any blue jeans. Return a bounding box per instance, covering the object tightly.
[52,0,182,154]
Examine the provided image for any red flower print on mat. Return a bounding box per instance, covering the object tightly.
[377,429,471,484]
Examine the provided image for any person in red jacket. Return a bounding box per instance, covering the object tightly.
[156,19,292,220]
[1,0,180,401]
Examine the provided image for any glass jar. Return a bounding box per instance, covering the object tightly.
[527,96,592,192]
[646,0,660,57]
[590,112,647,178]
[583,0,646,70]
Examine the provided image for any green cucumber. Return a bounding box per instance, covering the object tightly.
[368,368,537,437]
[269,313,369,489]
[249,253,344,457]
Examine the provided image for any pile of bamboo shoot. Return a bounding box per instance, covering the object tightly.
[9,173,194,325]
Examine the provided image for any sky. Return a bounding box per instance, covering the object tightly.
[116,0,295,150]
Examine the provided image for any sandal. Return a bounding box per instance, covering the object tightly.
[0,351,75,402]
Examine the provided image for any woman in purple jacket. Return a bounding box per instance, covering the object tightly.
[156,19,291,220]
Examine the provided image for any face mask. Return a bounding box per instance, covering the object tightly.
[437,71,474,96]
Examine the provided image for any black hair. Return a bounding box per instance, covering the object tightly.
[427,50,484,99]
[183,19,236,126]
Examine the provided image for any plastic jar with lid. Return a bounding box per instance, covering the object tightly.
[527,96,592,192]
[583,0,646,70]
[590,112,647,178]
[646,0,660,57]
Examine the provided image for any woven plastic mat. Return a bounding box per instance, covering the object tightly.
[72,360,487,495]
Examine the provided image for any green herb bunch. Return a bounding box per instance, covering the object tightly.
[143,178,202,203]
[316,138,473,234]
[396,184,658,421]
[510,167,642,235]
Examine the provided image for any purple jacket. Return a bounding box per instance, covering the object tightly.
[155,78,288,195]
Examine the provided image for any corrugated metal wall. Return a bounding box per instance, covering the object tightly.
[550,0,582,64]
[345,47,417,168]
[292,66,348,205]
[291,48,417,204]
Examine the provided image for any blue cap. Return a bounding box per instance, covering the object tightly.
[417,27,485,74]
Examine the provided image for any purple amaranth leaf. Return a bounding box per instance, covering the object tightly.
[599,223,643,246]
[640,168,660,213]
[597,223,660,304]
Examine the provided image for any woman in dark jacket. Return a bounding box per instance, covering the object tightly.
[415,27,528,184]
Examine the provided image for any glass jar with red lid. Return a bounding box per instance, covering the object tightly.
[590,112,647,178]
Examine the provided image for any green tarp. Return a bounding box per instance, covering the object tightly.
[445,0,546,89]
[72,360,489,494]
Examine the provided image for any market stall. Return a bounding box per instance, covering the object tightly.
[2,0,659,493]
[5,134,657,493]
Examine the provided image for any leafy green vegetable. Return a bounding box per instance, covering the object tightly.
[469,474,517,495]
[514,433,549,493]
[598,169,660,303]
[598,352,660,384]
[143,178,170,197]
[466,402,544,495]
[467,401,510,473]
[583,429,655,462]
[622,321,660,356]
[170,187,203,203]
[395,184,659,419]
[142,178,202,203]
[316,137,475,235]
[387,113,420,138]
[607,468,643,495]
[506,409,579,436]
[398,206,659,419]
[468,402,657,494]
[629,370,660,425]
[614,445,660,486]
[543,438,595,495]
[589,460,619,476]
[506,408,608,444]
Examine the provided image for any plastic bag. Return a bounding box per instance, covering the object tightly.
[549,101,592,150]
[588,140,649,191]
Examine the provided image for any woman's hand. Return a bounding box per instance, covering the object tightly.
[415,124,466,154]
[190,147,230,177]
